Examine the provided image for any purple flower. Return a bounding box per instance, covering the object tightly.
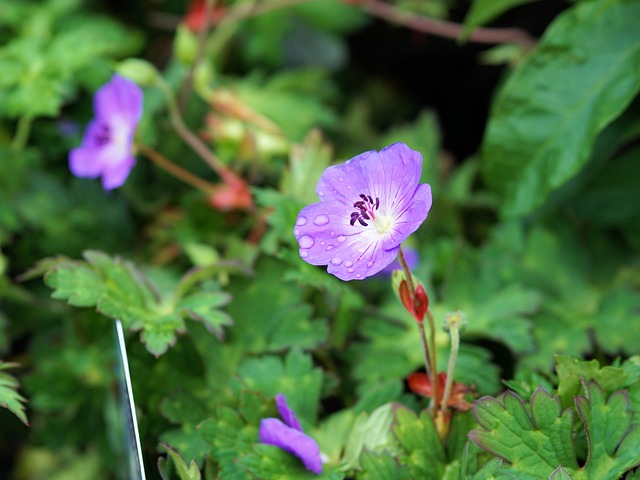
[69,74,143,190]
[294,143,432,281]
[259,394,322,475]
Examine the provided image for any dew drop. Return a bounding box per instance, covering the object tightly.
[339,176,344,182]
[320,241,326,246]
[299,235,314,249]
[294,228,301,236]
[330,231,336,237]
[300,250,308,258]
[337,235,346,243]
[330,257,342,266]
[314,214,329,226]
[318,191,325,197]
[296,216,307,226]
[347,268,355,274]
[358,248,365,253]
[355,273,362,278]
[344,260,353,268]
[366,261,374,268]
[325,245,334,251]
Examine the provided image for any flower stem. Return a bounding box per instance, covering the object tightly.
[398,245,438,412]
[11,116,32,152]
[155,76,252,207]
[178,0,217,111]
[360,0,536,50]
[425,308,439,412]
[138,144,217,194]
[440,316,460,413]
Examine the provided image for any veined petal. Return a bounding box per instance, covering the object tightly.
[381,183,432,251]
[315,149,376,207]
[259,418,323,475]
[294,201,399,280]
[275,394,302,431]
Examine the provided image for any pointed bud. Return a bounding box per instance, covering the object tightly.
[396,276,429,323]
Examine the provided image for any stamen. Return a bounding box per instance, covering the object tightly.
[350,192,380,228]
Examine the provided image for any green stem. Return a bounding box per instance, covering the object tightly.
[398,245,438,412]
[11,116,32,151]
[440,318,460,412]
[138,144,217,194]
[425,308,439,412]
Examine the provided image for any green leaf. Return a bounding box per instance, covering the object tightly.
[40,250,233,356]
[342,403,398,471]
[0,362,28,425]
[463,0,539,38]
[359,451,412,480]
[392,407,446,479]
[481,0,640,217]
[575,383,640,480]
[160,445,202,480]
[469,387,578,475]
[235,349,324,425]
[549,466,574,480]
[239,445,343,479]
[592,287,640,356]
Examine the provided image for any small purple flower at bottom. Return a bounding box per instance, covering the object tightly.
[294,143,432,281]
[258,394,322,475]
[69,74,143,190]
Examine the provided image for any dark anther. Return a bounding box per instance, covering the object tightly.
[358,218,368,227]
[367,195,373,204]
[353,201,365,209]
[351,192,380,227]
[360,194,367,201]
[361,212,370,220]
[375,197,380,210]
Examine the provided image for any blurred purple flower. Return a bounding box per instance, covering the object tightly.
[259,394,322,475]
[294,143,432,281]
[379,246,419,276]
[69,74,143,190]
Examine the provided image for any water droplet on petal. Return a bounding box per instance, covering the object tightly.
[325,245,334,251]
[347,268,355,273]
[337,235,346,243]
[320,241,325,246]
[358,248,365,253]
[314,214,329,226]
[299,235,314,249]
[318,191,325,197]
[331,231,336,237]
[300,251,308,258]
[355,273,362,278]
[294,228,301,236]
[297,216,307,226]
[339,177,344,182]
[366,261,374,268]
[330,257,342,266]
[344,260,353,267]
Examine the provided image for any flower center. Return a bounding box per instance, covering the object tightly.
[373,214,392,234]
[350,193,379,227]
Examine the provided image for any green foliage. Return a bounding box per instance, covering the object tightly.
[33,250,232,356]
[470,383,640,479]
[0,362,27,425]
[463,0,539,38]
[481,0,640,217]
[0,0,141,119]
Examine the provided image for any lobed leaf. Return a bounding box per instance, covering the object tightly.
[0,362,28,425]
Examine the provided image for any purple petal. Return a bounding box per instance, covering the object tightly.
[275,394,302,431]
[100,154,136,190]
[381,183,432,251]
[259,418,323,475]
[69,146,105,178]
[94,75,143,127]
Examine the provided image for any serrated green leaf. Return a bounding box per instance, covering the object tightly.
[359,451,412,480]
[177,291,232,339]
[342,403,398,471]
[44,260,102,307]
[235,349,323,425]
[575,383,640,480]
[470,387,578,475]
[239,445,342,479]
[163,445,202,480]
[392,407,446,479]
[549,466,574,480]
[0,362,28,425]
[481,0,640,217]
